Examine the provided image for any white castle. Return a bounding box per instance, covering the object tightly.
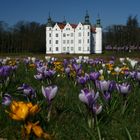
[46,12,102,54]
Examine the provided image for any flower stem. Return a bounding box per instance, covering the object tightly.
[95,116,102,140]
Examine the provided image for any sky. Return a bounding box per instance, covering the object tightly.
[0,0,140,29]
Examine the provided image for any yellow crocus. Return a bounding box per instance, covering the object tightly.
[6,101,40,121]
[8,101,29,121]
[24,121,51,139]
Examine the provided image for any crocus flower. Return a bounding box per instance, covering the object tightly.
[41,85,58,103]
[65,67,70,75]
[89,72,100,81]
[96,80,115,101]
[24,121,51,139]
[129,71,136,79]
[63,59,68,68]
[135,71,140,81]
[77,73,89,86]
[24,58,30,64]
[92,104,103,115]
[119,58,125,63]
[72,63,82,73]
[44,69,56,78]
[17,83,36,99]
[114,67,121,73]
[103,91,111,101]
[6,101,40,121]
[34,73,44,80]
[79,88,102,115]
[96,80,115,93]
[130,60,138,69]
[2,93,12,106]
[117,83,131,95]
[0,65,12,78]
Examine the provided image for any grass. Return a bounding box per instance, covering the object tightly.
[0,50,140,60]
[0,53,140,140]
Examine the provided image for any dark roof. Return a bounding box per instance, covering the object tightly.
[52,22,96,33]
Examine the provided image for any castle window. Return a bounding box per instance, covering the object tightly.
[63,40,66,44]
[49,40,51,44]
[71,47,73,51]
[79,27,81,30]
[71,33,73,37]
[87,39,90,43]
[49,28,51,30]
[56,47,59,51]
[78,32,81,37]
[49,33,51,37]
[87,26,90,29]
[56,33,58,37]
[67,40,69,44]
[71,40,73,44]
[67,47,69,51]
[78,39,81,44]
[55,40,59,44]
[67,34,69,36]
[87,47,90,51]
[63,33,66,37]
[63,47,66,51]
[87,32,90,36]
[78,47,81,51]
[49,47,51,51]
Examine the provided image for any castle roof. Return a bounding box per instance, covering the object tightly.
[56,22,96,33]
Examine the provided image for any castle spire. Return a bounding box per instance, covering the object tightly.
[63,16,66,24]
[84,10,90,25]
[96,14,101,27]
[47,12,53,27]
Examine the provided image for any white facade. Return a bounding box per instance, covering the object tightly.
[46,13,102,54]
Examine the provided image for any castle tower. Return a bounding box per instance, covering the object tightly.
[83,11,91,54]
[95,15,102,53]
[46,13,53,54]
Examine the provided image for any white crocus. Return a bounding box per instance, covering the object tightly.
[130,60,138,69]
[31,57,36,63]
[99,69,103,75]
[119,58,125,63]
[114,66,121,73]
[45,56,51,62]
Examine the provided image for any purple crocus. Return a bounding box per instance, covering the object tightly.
[2,93,12,106]
[44,69,56,78]
[23,58,30,65]
[0,65,12,78]
[129,71,136,79]
[72,63,82,73]
[63,59,68,68]
[17,83,36,99]
[41,85,58,103]
[117,83,131,95]
[34,73,44,80]
[96,80,115,93]
[135,71,140,81]
[89,72,100,81]
[77,73,89,86]
[64,67,71,77]
[79,88,102,115]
